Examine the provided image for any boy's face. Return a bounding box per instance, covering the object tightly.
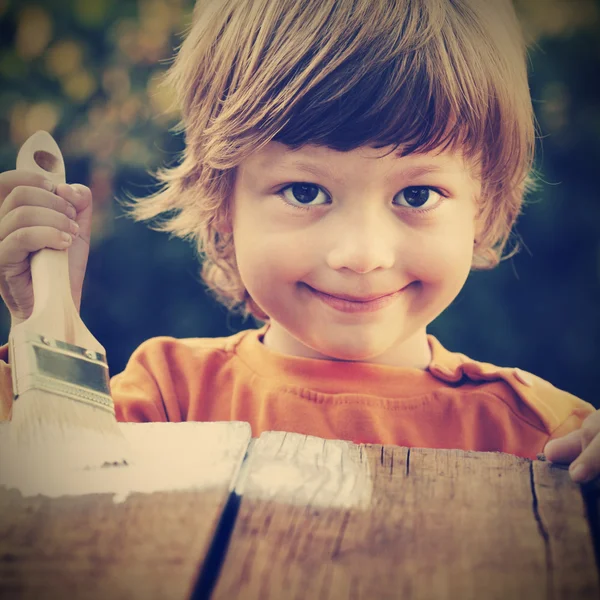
[231,142,482,367]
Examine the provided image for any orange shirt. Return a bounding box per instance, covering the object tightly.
[0,325,594,459]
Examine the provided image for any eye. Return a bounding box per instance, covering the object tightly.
[394,186,443,210]
[279,183,329,207]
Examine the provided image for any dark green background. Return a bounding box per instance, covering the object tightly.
[0,0,599,406]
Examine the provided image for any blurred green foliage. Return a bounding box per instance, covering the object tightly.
[0,0,599,406]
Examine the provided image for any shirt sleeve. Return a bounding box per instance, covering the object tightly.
[110,339,170,423]
[546,407,595,443]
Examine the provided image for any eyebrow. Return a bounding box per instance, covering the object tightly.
[272,160,445,184]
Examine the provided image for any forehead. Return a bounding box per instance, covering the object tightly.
[242,141,481,184]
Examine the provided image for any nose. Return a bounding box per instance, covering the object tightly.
[325,208,396,273]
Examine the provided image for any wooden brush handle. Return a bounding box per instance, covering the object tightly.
[14,131,101,351]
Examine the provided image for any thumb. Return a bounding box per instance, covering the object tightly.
[69,184,93,244]
[543,429,583,464]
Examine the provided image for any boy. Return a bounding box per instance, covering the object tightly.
[0,0,598,483]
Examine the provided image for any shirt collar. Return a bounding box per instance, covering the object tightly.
[235,324,475,396]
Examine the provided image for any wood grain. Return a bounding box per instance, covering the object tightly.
[0,488,224,600]
[211,433,600,600]
[532,461,599,599]
[0,421,251,600]
[2,425,598,599]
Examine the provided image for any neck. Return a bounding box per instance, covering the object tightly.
[261,322,432,370]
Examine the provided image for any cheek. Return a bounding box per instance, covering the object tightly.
[233,222,311,292]
[405,225,475,283]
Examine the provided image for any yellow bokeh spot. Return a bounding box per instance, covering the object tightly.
[119,138,152,166]
[26,102,61,134]
[10,101,61,145]
[115,19,144,63]
[137,30,169,62]
[9,103,29,146]
[74,0,110,26]
[45,40,84,78]
[102,66,131,100]
[139,0,173,35]
[16,6,53,60]
[147,70,179,121]
[120,97,142,124]
[516,0,599,41]
[63,70,98,103]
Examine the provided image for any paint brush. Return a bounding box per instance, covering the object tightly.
[8,130,130,469]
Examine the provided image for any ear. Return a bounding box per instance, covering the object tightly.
[213,209,233,235]
[473,202,486,247]
[215,220,233,235]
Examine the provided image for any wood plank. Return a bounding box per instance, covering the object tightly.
[210,432,600,600]
[532,461,600,599]
[0,421,251,600]
[580,478,600,573]
[0,488,226,600]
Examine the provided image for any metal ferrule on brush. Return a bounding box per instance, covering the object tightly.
[9,330,115,415]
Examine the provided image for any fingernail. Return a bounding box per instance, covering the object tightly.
[61,232,72,245]
[570,463,590,483]
[70,220,79,235]
[43,180,55,192]
[70,184,81,197]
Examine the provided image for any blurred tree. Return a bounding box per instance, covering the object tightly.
[0,0,598,405]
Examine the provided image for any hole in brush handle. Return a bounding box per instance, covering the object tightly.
[33,150,59,174]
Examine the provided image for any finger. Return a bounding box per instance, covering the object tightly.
[543,429,583,464]
[0,185,77,222]
[579,411,600,450]
[0,170,55,203]
[569,432,600,484]
[0,225,73,265]
[67,183,92,213]
[55,183,91,214]
[0,205,79,243]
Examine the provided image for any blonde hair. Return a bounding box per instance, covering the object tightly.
[124,0,537,322]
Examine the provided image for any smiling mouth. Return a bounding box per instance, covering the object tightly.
[304,284,406,313]
[307,285,400,302]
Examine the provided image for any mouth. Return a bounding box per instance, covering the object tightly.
[305,284,406,313]
[324,291,396,302]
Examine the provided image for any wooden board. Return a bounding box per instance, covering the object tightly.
[1,426,598,599]
[0,421,251,600]
[210,432,600,600]
[532,461,600,599]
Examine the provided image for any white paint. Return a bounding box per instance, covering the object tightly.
[0,421,251,503]
[0,424,373,509]
[236,432,373,509]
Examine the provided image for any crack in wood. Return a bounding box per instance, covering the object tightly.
[529,461,555,600]
[580,482,600,578]
[190,442,255,599]
[189,491,241,600]
[330,510,351,560]
[406,448,410,477]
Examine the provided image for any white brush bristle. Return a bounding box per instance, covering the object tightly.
[9,390,132,470]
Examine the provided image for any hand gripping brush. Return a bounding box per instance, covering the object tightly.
[8,131,130,470]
